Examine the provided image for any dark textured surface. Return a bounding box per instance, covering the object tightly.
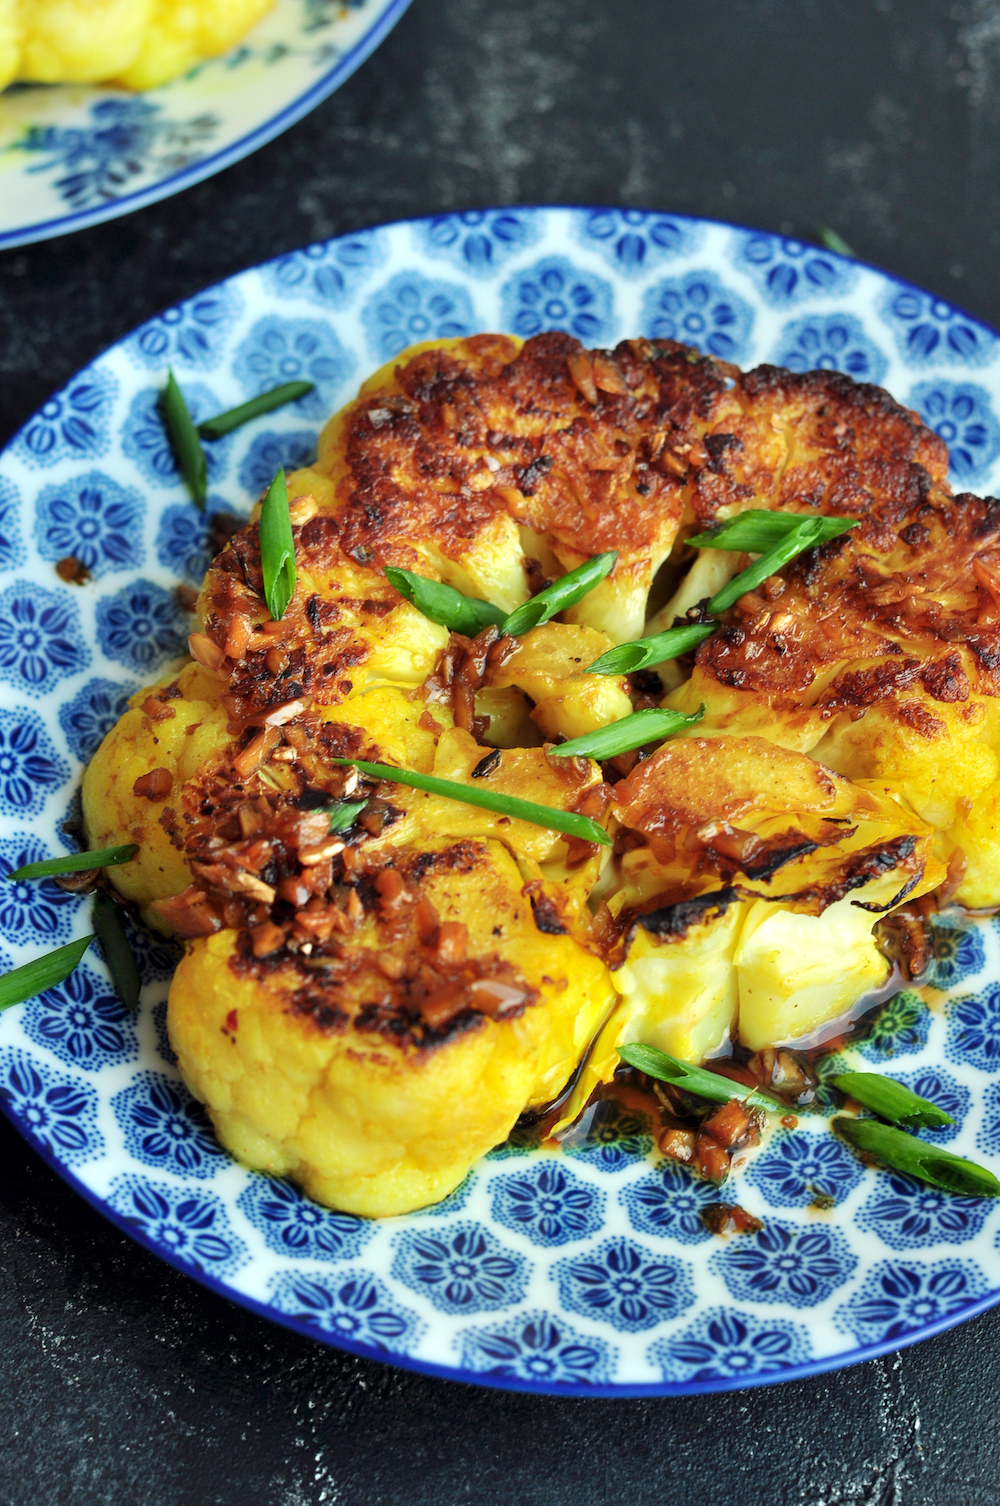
[2,2,1000,1501]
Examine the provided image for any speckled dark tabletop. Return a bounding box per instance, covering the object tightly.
[2,3,1000,1502]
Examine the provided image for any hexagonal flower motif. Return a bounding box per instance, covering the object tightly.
[261,230,388,308]
[878,287,998,367]
[362,272,476,362]
[575,208,701,275]
[391,1221,528,1315]
[125,282,243,370]
[95,578,187,673]
[562,1098,654,1173]
[908,381,1000,484]
[108,1176,247,1276]
[58,677,138,763]
[744,1128,864,1209]
[888,1067,969,1146]
[621,1160,725,1245]
[710,1219,857,1307]
[834,1258,988,1345]
[152,501,243,584]
[0,581,89,697]
[237,430,317,500]
[0,708,68,816]
[931,916,986,991]
[733,231,857,307]
[22,963,138,1072]
[111,1071,227,1179]
[0,1048,102,1166]
[12,365,117,467]
[0,477,26,570]
[553,1236,693,1333]
[857,989,931,1062]
[457,1311,616,1386]
[976,1081,1000,1156]
[120,383,234,489]
[856,1169,991,1250]
[640,270,753,362]
[232,316,355,420]
[269,1269,422,1353]
[649,1307,812,1382]
[0,834,79,944]
[770,312,888,384]
[417,209,542,277]
[490,1161,605,1247]
[237,1175,373,1262]
[946,983,1000,1073]
[34,470,145,579]
[500,256,615,345]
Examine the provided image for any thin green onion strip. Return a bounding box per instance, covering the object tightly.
[501,551,619,637]
[330,757,612,847]
[587,621,717,676]
[688,510,858,555]
[618,1042,783,1112]
[548,706,704,761]
[259,467,296,622]
[817,226,855,257]
[384,567,505,636]
[92,892,141,1012]
[834,1117,1000,1197]
[197,381,315,439]
[833,1072,954,1129]
[162,370,208,508]
[705,516,829,616]
[0,935,95,1012]
[327,800,368,834]
[6,844,139,883]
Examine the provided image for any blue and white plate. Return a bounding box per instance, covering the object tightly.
[0,0,410,251]
[1,206,1000,1397]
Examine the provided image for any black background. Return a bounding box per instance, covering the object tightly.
[2,3,1000,1501]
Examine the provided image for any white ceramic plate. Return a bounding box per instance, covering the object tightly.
[0,0,410,251]
[1,206,999,1396]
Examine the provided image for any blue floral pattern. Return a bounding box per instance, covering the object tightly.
[417,209,542,277]
[238,431,317,499]
[931,916,986,990]
[262,233,387,308]
[12,366,117,467]
[95,579,187,674]
[58,677,138,763]
[121,383,233,489]
[269,1270,421,1353]
[126,283,243,370]
[856,1170,992,1250]
[946,984,1000,1073]
[22,964,138,1073]
[124,917,181,988]
[501,257,615,345]
[887,1068,969,1146]
[562,1099,654,1172]
[232,317,354,420]
[34,471,144,579]
[640,271,753,361]
[0,478,25,570]
[108,1176,247,1277]
[575,208,701,275]
[152,501,243,584]
[650,1308,812,1382]
[362,272,476,361]
[0,1048,102,1166]
[835,1259,989,1345]
[0,581,88,697]
[976,1082,1000,1157]
[0,709,69,816]
[490,1162,605,1247]
[622,1160,722,1245]
[745,1129,865,1209]
[111,1071,227,1180]
[458,1311,615,1386]
[553,1237,693,1333]
[879,287,999,367]
[858,990,931,1062]
[0,835,79,945]
[392,1222,528,1315]
[710,1220,857,1308]
[733,231,857,307]
[908,381,1000,484]
[237,1175,373,1263]
[771,312,888,384]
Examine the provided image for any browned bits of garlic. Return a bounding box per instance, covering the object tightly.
[188,631,224,671]
[132,767,173,801]
[232,725,282,780]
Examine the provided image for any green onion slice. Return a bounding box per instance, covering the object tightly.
[328,800,368,834]
[618,1042,783,1111]
[548,705,704,761]
[6,844,139,883]
[0,935,95,1012]
[384,567,505,636]
[92,892,141,1012]
[833,1071,955,1129]
[259,467,296,622]
[330,757,612,847]
[162,370,208,508]
[834,1117,1000,1197]
[817,225,855,257]
[688,510,858,556]
[706,516,832,615]
[587,621,717,676]
[501,551,619,637]
[197,381,315,439]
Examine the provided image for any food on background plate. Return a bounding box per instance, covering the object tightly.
[17,329,1000,1217]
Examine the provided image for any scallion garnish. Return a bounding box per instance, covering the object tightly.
[817,225,855,257]
[6,844,139,883]
[259,467,296,622]
[705,516,830,615]
[833,1072,954,1129]
[688,510,858,555]
[197,381,315,439]
[547,705,704,761]
[0,935,95,1012]
[618,1042,783,1111]
[834,1117,1000,1197]
[384,567,505,636]
[501,551,619,637]
[328,800,368,834]
[586,621,717,676]
[330,757,612,846]
[162,370,208,508]
[92,892,141,1012]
